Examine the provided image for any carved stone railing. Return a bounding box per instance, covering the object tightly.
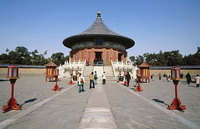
[58,60,86,78]
[111,60,138,80]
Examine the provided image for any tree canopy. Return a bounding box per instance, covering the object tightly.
[0,46,69,65]
[0,46,199,66]
[129,47,200,66]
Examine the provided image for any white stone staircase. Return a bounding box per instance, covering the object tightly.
[83,65,116,82]
[93,66,104,83]
[83,66,94,78]
[103,66,116,82]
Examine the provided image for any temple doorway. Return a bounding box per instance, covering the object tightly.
[118,53,122,61]
[94,52,103,66]
[95,52,102,59]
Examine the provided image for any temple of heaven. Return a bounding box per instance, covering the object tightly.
[63,12,135,65]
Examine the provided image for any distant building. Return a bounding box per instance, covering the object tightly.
[63,12,135,65]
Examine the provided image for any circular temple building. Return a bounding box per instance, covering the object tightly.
[63,12,135,65]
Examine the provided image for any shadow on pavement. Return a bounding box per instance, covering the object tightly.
[21,98,37,106]
[152,98,168,106]
[0,79,9,81]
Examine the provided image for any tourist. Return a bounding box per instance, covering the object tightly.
[86,59,90,66]
[186,73,191,85]
[78,73,85,93]
[163,73,166,80]
[102,71,106,84]
[125,72,131,87]
[89,72,95,88]
[167,75,171,82]
[94,71,98,84]
[195,74,200,87]
[76,72,80,84]
[158,73,162,80]
[118,73,122,83]
[151,73,154,81]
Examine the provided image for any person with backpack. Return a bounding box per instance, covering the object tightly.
[94,71,98,85]
[78,73,85,93]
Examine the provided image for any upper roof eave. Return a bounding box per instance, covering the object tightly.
[63,34,135,49]
[63,12,135,49]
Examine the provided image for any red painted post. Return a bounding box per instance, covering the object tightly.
[52,76,61,91]
[168,67,186,112]
[52,69,61,91]
[2,66,21,113]
[134,69,143,92]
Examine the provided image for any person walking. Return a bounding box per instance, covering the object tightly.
[89,72,95,89]
[195,74,200,87]
[158,73,162,80]
[125,72,131,87]
[102,71,106,84]
[151,73,154,81]
[78,73,85,93]
[186,73,192,85]
[94,71,98,85]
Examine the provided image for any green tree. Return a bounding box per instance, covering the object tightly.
[15,46,32,64]
[64,55,69,62]
[8,51,22,64]
[0,53,10,64]
[183,53,200,65]
[129,56,135,63]
[6,48,9,54]
[164,50,182,66]
[51,52,64,65]
[135,55,144,65]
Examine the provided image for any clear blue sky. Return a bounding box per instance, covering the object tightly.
[0,0,199,58]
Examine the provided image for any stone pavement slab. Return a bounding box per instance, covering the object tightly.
[104,82,199,129]
[1,83,91,129]
[0,77,68,122]
[78,84,117,129]
[137,79,200,127]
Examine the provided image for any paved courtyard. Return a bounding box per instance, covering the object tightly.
[0,76,200,129]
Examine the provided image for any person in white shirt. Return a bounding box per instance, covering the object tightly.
[94,71,98,85]
[102,71,106,84]
[195,74,200,87]
[78,73,85,93]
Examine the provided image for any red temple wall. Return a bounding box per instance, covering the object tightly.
[70,48,127,65]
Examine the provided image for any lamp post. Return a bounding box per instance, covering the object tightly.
[52,68,61,91]
[68,70,74,85]
[168,67,186,112]
[2,65,21,112]
[123,70,127,86]
[134,69,143,92]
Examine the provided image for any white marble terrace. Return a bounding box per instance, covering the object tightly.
[58,60,137,81]
[111,60,138,80]
[58,60,86,78]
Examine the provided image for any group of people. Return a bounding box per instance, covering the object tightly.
[118,72,131,87]
[77,71,200,93]
[158,73,171,82]
[158,72,200,87]
[186,73,200,87]
[77,71,107,93]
